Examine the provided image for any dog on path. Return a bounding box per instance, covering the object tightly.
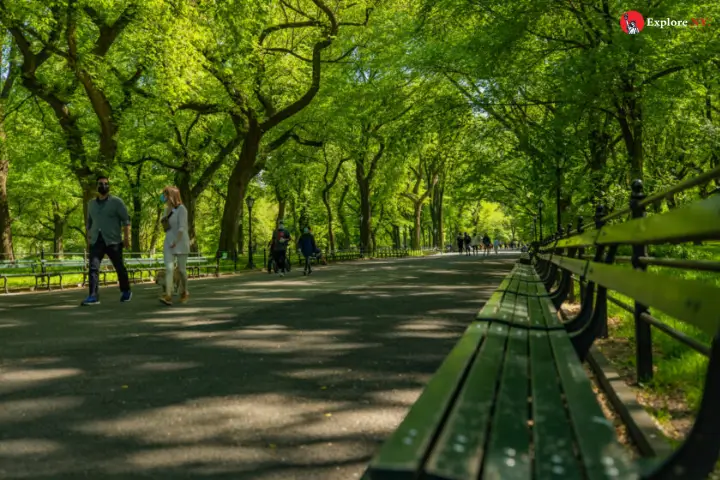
[155,268,182,294]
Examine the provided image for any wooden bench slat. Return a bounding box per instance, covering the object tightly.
[368,322,489,479]
[597,195,720,245]
[532,284,563,328]
[423,323,509,480]
[482,296,532,479]
[585,261,720,338]
[546,331,638,479]
[527,299,584,479]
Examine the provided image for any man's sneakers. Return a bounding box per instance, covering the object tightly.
[120,291,132,302]
[159,295,172,306]
[81,295,100,306]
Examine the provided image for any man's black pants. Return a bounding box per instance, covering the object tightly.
[304,255,312,273]
[273,250,288,273]
[89,235,130,297]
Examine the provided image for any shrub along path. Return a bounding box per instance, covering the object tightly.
[0,253,516,480]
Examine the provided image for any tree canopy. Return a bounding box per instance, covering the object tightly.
[1,0,718,259]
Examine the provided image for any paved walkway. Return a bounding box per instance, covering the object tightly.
[0,253,517,479]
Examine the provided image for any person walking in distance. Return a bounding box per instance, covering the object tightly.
[272,220,291,277]
[159,186,190,306]
[493,237,500,255]
[482,233,491,256]
[456,232,464,255]
[463,232,472,256]
[297,226,317,276]
[81,176,132,306]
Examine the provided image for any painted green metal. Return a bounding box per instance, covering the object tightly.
[584,262,720,338]
[546,330,639,479]
[596,196,720,245]
[423,324,510,479]
[368,321,489,479]
[527,296,583,480]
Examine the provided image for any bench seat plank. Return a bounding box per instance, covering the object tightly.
[527,298,584,479]
[422,322,510,480]
[368,321,490,479]
[482,295,532,479]
[530,287,637,478]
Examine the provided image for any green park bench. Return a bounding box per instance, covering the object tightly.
[365,173,720,479]
[186,255,219,278]
[0,259,41,293]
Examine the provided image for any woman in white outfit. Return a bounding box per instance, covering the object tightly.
[160,186,190,305]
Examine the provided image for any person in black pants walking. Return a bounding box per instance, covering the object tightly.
[81,176,132,306]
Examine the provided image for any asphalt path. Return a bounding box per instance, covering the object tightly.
[0,252,517,479]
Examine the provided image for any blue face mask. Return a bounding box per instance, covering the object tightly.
[160,193,166,203]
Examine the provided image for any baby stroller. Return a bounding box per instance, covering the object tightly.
[267,252,292,274]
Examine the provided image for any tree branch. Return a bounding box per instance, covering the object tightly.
[260,0,339,131]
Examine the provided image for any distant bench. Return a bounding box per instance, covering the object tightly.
[0,255,218,293]
[365,175,720,479]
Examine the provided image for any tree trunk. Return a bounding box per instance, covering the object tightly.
[431,183,444,248]
[148,206,163,256]
[130,189,142,258]
[81,180,96,248]
[277,199,286,226]
[291,196,299,238]
[323,192,335,252]
[52,213,64,257]
[175,170,200,253]
[356,164,372,250]
[337,185,350,249]
[0,131,12,261]
[413,203,422,249]
[218,124,262,252]
[237,202,245,255]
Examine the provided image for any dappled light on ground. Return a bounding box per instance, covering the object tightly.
[0,254,517,479]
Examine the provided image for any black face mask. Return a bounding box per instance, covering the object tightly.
[98,184,110,195]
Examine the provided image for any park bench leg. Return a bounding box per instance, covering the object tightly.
[643,333,720,479]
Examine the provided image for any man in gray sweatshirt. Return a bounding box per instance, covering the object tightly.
[81,175,132,305]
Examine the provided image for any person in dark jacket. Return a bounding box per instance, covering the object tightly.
[456,233,464,255]
[463,232,472,256]
[271,220,291,276]
[297,227,317,275]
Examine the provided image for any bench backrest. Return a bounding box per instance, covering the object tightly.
[536,186,720,339]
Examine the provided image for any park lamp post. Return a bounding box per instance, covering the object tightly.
[246,196,255,269]
[533,216,537,242]
[537,200,545,242]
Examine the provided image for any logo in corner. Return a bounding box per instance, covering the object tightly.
[620,11,645,34]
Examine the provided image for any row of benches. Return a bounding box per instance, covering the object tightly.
[365,174,720,479]
[0,256,216,293]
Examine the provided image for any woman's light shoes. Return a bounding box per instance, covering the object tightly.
[160,292,188,306]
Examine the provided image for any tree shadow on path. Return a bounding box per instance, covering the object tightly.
[0,255,516,479]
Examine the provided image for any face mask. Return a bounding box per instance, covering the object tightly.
[98,183,109,195]
[160,193,166,203]
[278,224,284,230]
[303,228,309,233]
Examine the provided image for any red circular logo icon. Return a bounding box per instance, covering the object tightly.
[620,11,645,34]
